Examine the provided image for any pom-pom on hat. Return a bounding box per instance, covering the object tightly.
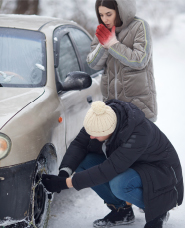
[83,101,117,137]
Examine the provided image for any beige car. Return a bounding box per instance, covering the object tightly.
[0,14,102,227]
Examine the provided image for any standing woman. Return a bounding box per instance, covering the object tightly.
[87,0,157,122]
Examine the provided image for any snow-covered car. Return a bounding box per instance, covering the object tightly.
[0,14,102,227]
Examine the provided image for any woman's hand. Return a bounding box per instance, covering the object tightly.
[42,174,70,193]
[95,24,119,49]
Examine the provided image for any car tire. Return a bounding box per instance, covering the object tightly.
[29,156,53,228]
[4,159,52,228]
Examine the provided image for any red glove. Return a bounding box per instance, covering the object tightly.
[95,24,119,49]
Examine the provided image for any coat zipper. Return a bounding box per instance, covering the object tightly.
[171,166,178,183]
[102,142,107,158]
[114,59,118,99]
[174,186,179,207]
[171,166,179,207]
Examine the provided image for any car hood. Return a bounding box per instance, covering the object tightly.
[0,87,45,130]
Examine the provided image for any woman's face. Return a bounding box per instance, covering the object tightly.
[90,133,112,142]
[99,6,116,29]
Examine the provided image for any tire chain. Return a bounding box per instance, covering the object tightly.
[0,167,52,228]
[29,167,52,228]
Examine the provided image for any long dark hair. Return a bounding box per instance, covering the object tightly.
[95,0,122,27]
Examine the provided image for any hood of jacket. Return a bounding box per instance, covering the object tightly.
[106,99,145,148]
[115,0,136,32]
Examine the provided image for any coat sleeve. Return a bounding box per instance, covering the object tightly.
[108,19,152,70]
[59,128,90,172]
[86,35,109,70]
[72,129,150,190]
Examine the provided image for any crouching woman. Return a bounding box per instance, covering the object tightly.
[42,100,183,228]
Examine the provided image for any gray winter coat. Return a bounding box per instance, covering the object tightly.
[87,0,157,122]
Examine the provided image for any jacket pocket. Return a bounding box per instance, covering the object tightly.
[147,163,176,192]
[122,69,149,97]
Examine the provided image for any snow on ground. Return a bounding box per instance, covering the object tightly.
[47,14,185,228]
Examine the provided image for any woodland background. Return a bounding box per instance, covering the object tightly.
[0,0,185,37]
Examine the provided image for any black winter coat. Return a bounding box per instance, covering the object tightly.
[60,100,183,222]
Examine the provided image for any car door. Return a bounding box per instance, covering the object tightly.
[54,25,102,148]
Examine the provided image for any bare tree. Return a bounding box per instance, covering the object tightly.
[70,0,97,37]
[0,0,2,9]
[13,0,39,15]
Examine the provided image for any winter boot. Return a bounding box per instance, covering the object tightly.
[144,211,170,228]
[93,204,135,227]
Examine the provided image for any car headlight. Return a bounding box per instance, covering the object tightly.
[0,133,12,160]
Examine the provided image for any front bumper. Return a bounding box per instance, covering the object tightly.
[0,160,36,225]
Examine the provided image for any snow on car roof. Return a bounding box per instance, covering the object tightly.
[0,14,77,31]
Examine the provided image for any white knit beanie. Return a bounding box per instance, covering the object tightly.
[83,101,117,137]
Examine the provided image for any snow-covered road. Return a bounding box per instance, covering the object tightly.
[47,14,185,228]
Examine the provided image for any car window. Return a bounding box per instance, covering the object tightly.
[56,34,80,83]
[0,28,46,88]
[68,28,99,75]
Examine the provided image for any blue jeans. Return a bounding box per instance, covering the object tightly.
[76,153,145,210]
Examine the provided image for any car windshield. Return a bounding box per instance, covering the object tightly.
[0,28,46,88]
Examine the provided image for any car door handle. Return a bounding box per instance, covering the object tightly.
[87,96,93,104]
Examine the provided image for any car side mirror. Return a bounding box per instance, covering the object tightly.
[61,71,92,91]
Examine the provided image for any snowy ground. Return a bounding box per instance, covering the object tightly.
[47,14,185,228]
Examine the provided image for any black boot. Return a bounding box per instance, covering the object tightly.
[93,204,135,227]
[144,212,170,228]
